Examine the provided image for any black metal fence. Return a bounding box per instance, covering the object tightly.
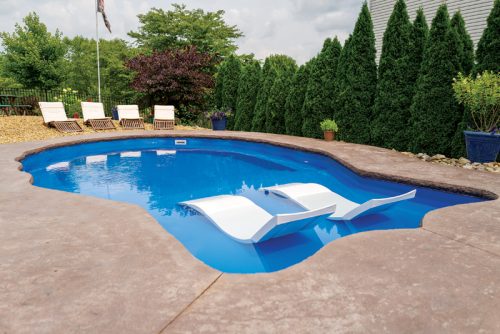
[0,88,132,118]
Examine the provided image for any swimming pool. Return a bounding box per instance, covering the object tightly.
[21,137,484,273]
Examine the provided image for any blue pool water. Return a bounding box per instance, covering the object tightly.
[22,138,484,273]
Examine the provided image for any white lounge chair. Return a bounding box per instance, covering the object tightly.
[81,102,115,130]
[154,105,175,130]
[39,102,83,133]
[179,195,335,244]
[263,183,416,221]
[116,105,145,129]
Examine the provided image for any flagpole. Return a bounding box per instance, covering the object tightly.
[95,0,102,103]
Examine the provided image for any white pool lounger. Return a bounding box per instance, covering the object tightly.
[179,195,335,243]
[263,183,416,221]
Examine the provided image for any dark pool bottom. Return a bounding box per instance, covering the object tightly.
[21,138,484,273]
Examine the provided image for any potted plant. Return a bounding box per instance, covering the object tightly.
[320,119,339,141]
[453,71,499,163]
[206,108,232,131]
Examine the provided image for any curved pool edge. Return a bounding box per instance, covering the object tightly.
[1,130,500,333]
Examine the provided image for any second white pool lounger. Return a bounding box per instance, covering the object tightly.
[179,195,335,243]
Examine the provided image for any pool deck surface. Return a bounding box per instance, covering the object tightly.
[0,131,499,333]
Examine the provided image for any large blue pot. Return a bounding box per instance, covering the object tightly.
[464,130,500,163]
[211,118,227,131]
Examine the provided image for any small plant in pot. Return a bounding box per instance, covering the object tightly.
[453,71,499,163]
[320,119,338,141]
[206,107,232,131]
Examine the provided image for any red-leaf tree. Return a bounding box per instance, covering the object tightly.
[126,46,215,109]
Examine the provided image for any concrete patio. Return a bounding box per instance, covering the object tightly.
[0,131,499,333]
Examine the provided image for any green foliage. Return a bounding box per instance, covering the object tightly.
[265,56,297,134]
[451,11,474,75]
[333,3,377,144]
[213,61,226,108]
[409,4,463,156]
[475,0,500,74]
[53,88,82,117]
[409,8,428,96]
[252,57,276,132]
[453,71,500,132]
[320,119,338,132]
[301,38,342,138]
[371,0,413,150]
[234,60,261,131]
[0,12,66,89]
[128,4,242,58]
[284,62,311,136]
[221,55,241,129]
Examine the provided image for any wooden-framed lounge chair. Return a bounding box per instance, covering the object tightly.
[81,102,116,130]
[153,105,175,130]
[116,105,145,130]
[39,102,83,133]
[263,183,416,221]
[179,195,335,243]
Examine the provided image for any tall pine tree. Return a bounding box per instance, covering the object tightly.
[332,3,377,144]
[234,60,261,131]
[252,57,276,132]
[475,0,500,74]
[221,55,241,129]
[265,56,297,134]
[302,37,342,138]
[371,0,413,150]
[409,4,462,156]
[284,61,312,136]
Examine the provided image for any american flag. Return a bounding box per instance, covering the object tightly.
[97,0,112,33]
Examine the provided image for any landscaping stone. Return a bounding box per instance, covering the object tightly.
[404,151,500,173]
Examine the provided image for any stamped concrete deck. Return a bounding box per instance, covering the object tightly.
[0,131,499,333]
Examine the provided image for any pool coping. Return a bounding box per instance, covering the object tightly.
[1,130,499,333]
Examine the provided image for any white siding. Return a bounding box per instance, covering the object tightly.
[370,0,494,61]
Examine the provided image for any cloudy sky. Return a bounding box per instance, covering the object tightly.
[0,0,363,63]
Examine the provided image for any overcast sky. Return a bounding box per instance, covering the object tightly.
[0,0,363,64]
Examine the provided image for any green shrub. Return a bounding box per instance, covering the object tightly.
[320,119,338,132]
[475,0,500,74]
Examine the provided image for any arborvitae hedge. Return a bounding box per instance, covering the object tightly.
[252,57,276,132]
[265,56,297,134]
[475,0,500,73]
[284,62,311,136]
[302,38,342,138]
[213,61,226,108]
[332,3,377,144]
[451,11,474,75]
[233,60,261,131]
[221,55,241,129]
[408,8,428,96]
[409,4,462,156]
[371,0,413,150]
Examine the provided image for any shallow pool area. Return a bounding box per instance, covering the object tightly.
[21,137,484,273]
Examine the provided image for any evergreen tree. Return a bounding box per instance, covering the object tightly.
[409,4,462,156]
[450,11,475,158]
[265,56,297,134]
[284,62,311,136]
[213,61,227,108]
[371,0,413,150]
[408,8,428,95]
[332,3,377,144]
[475,0,500,74]
[234,60,261,131]
[302,37,342,138]
[451,11,474,75]
[221,55,241,129]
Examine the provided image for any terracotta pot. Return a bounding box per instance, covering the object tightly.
[323,131,335,141]
[73,112,79,119]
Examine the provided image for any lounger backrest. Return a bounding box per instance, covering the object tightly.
[116,105,140,120]
[154,105,175,120]
[81,102,105,122]
[39,102,68,123]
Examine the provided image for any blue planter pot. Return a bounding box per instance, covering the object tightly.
[111,107,119,120]
[464,130,500,163]
[211,118,227,131]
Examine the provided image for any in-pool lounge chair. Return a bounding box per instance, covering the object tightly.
[116,105,145,129]
[179,195,335,244]
[39,102,83,133]
[154,105,175,130]
[263,183,416,221]
[81,102,116,130]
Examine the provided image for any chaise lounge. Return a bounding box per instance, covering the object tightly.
[39,102,83,133]
[81,102,116,130]
[153,105,175,130]
[116,105,145,130]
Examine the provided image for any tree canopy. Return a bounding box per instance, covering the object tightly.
[128,4,243,58]
[0,12,66,89]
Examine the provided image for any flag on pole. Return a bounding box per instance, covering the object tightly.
[97,0,112,33]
